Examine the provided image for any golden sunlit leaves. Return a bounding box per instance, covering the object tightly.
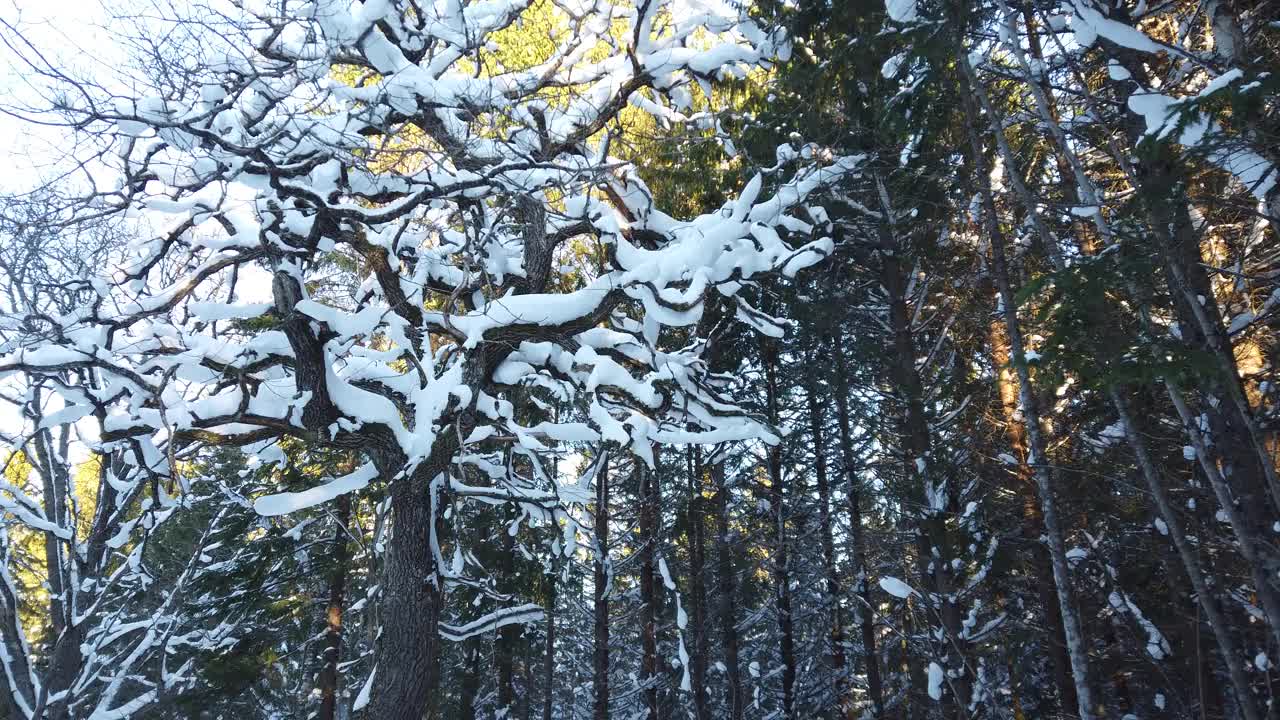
[1,451,106,642]
[480,0,569,75]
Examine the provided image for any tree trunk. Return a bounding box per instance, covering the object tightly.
[28,424,83,720]
[518,639,533,720]
[1166,383,1280,652]
[498,503,518,716]
[593,452,611,720]
[460,637,481,720]
[1162,244,1280,510]
[0,549,36,719]
[542,566,556,720]
[865,176,970,715]
[713,461,745,720]
[366,473,442,720]
[1086,55,1280,651]
[833,349,884,720]
[686,448,710,720]
[638,460,662,720]
[991,9,1280,701]
[988,314,1079,715]
[1109,388,1261,720]
[319,493,354,720]
[760,336,797,718]
[807,382,849,718]
[958,56,1098,718]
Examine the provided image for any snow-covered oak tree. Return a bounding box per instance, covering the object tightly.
[1,0,856,716]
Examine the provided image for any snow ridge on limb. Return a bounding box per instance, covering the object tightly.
[439,603,546,642]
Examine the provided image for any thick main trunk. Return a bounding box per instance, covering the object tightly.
[319,493,354,720]
[366,476,442,720]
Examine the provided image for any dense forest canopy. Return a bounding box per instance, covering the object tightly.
[0,0,1277,718]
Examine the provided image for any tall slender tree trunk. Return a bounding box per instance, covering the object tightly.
[319,493,354,720]
[638,459,663,720]
[994,5,1280,686]
[593,452,611,720]
[542,566,556,720]
[1162,246,1280,509]
[686,448,710,720]
[498,503,518,715]
[958,58,1098,718]
[1166,383,1280,652]
[987,315,1078,715]
[518,641,533,720]
[713,460,745,720]
[460,637,481,720]
[871,187,970,716]
[760,336,797,718]
[833,349,884,720]
[1018,8,1280,569]
[1072,49,1280,651]
[807,382,849,718]
[986,210,1096,720]
[1109,389,1261,720]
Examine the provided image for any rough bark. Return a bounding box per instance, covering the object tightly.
[542,570,556,720]
[497,503,518,715]
[871,181,970,715]
[994,10,1279,704]
[460,637,481,720]
[27,424,84,720]
[1166,383,1280,652]
[365,466,442,720]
